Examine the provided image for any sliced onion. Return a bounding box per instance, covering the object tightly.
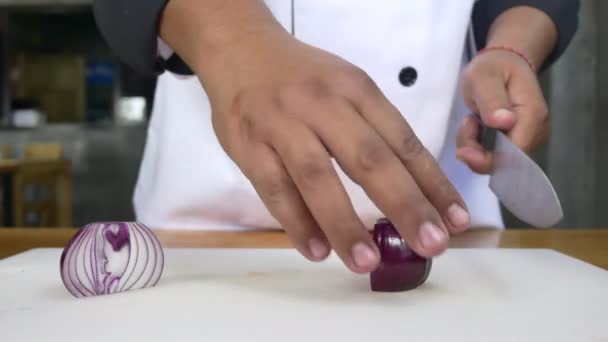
[80,227,95,292]
[60,222,164,298]
[73,226,94,295]
[59,227,86,296]
[370,218,432,292]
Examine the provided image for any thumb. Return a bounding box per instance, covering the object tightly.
[468,72,516,131]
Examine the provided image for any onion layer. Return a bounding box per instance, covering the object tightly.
[60,222,164,297]
[370,218,432,292]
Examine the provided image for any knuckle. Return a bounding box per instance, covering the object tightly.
[337,65,378,94]
[351,68,375,87]
[276,85,304,110]
[295,158,329,190]
[321,213,364,240]
[231,89,256,114]
[231,91,261,137]
[239,110,275,142]
[231,91,246,113]
[304,78,334,101]
[255,172,292,208]
[240,113,257,139]
[430,177,456,203]
[387,184,427,218]
[276,80,334,111]
[461,65,474,83]
[398,133,425,163]
[462,62,481,84]
[356,137,392,173]
[354,73,378,93]
[381,190,410,216]
[232,91,279,140]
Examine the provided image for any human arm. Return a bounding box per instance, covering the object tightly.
[94,0,471,273]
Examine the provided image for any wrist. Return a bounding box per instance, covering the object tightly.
[159,0,287,74]
[485,6,558,72]
[477,45,536,72]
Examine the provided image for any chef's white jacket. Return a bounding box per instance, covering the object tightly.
[132,0,507,231]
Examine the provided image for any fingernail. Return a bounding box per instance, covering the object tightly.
[494,108,514,120]
[420,222,447,250]
[447,204,470,230]
[352,243,379,269]
[308,238,329,260]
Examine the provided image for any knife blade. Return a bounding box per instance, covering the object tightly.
[478,120,563,228]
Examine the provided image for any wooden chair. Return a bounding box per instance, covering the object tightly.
[12,143,72,227]
[24,143,63,160]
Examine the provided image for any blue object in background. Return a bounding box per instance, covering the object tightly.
[86,62,115,123]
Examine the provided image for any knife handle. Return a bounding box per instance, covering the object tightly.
[473,113,498,152]
[480,125,498,152]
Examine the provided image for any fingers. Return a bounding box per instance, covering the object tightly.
[341,73,470,237]
[459,63,546,174]
[306,99,452,257]
[465,70,516,131]
[505,69,550,152]
[243,144,331,262]
[462,57,549,154]
[267,121,380,273]
[456,115,493,174]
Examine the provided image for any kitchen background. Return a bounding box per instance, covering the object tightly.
[0,1,602,229]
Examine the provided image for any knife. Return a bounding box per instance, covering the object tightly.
[477,118,563,228]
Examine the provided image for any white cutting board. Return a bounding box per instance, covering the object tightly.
[0,248,607,342]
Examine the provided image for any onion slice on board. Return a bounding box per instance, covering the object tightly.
[60,222,165,297]
[370,218,432,292]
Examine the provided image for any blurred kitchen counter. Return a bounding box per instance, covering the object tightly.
[1,228,607,270]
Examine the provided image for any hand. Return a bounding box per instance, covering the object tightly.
[159,0,470,273]
[197,29,470,273]
[457,49,549,174]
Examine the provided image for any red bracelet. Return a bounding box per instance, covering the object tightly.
[477,46,536,72]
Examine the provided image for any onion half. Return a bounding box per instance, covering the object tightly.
[60,222,164,297]
[370,218,432,292]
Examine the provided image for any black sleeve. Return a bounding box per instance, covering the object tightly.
[93,0,194,76]
[95,1,579,76]
[472,0,580,71]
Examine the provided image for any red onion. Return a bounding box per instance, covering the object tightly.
[60,222,164,297]
[370,218,432,292]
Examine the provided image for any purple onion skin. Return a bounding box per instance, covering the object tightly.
[104,223,130,252]
[59,227,86,273]
[370,218,432,292]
